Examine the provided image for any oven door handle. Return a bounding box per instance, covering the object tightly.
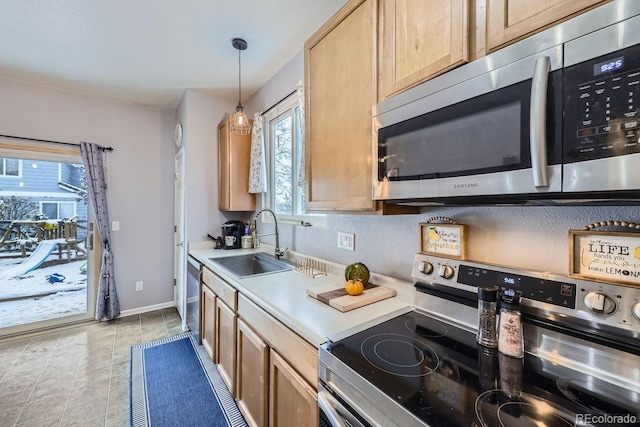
[318,390,349,427]
[530,55,551,189]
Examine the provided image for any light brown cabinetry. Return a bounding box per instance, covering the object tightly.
[377,0,469,101]
[216,299,237,395]
[201,284,216,360]
[202,266,239,395]
[218,116,255,211]
[237,293,318,427]
[269,350,318,427]
[236,319,269,427]
[486,0,609,52]
[304,0,377,211]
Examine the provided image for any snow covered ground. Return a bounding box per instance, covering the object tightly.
[0,256,88,329]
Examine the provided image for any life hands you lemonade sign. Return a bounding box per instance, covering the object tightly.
[570,230,640,287]
[420,222,467,260]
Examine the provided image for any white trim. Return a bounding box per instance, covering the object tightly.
[119,301,176,318]
[0,190,82,199]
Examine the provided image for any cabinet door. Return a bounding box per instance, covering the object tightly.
[378,0,469,101]
[218,117,256,211]
[269,350,318,427]
[304,0,377,211]
[201,284,216,361]
[486,0,609,52]
[216,299,237,396]
[236,319,269,427]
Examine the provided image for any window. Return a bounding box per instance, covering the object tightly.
[263,93,325,226]
[0,158,21,177]
[40,201,76,219]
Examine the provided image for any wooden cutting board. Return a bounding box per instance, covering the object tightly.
[306,282,396,312]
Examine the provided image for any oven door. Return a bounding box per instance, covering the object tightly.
[318,384,369,427]
[373,46,563,202]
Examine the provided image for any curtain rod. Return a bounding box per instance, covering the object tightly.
[0,134,114,151]
[261,89,297,116]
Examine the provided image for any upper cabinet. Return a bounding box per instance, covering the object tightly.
[486,0,610,52]
[377,0,469,101]
[218,116,255,211]
[304,0,377,211]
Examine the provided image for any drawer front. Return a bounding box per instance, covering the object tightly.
[238,293,318,387]
[203,267,237,310]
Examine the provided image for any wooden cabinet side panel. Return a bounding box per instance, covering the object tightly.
[236,319,269,427]
[305,0,377,211]
[237,294,318,387]
[216,299,237,396]
[269,350,318,427]
[201,285,216,361]
[486,0,610,51]
[218,119,230,210]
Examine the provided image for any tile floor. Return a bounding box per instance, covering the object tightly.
[0,308,184,426]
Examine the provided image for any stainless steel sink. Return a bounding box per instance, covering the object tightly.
[209,253,292,278]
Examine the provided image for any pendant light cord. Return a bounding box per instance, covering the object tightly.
[238,48,242,106]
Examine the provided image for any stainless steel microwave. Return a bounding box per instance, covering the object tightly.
[373,0,640,205]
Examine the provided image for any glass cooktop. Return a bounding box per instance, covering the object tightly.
[324,312,639,427]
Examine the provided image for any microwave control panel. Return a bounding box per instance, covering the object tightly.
[564,43,640,163]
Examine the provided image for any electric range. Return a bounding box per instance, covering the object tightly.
[318,255,640,427]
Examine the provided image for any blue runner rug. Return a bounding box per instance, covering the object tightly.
[130,332,247,427]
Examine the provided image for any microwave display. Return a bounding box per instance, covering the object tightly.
[564,44,640,164]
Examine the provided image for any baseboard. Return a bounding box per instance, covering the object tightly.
[119,301,175,318]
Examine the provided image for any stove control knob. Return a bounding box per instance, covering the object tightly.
[437,265,455,280]
[633,302,640,322]
[419,261,434,275]
[583,291,617,315]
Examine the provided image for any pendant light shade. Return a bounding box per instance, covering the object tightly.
[230,38,251,135]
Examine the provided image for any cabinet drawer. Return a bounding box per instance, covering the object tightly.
[238,294,318,387]
[203,267,237,310]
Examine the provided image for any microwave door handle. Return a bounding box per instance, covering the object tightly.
[530,56,551,188]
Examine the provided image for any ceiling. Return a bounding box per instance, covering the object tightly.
[0,0,348,111]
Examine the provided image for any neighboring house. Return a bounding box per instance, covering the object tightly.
[0,157,87,221]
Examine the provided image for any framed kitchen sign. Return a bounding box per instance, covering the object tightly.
[569,222,640,287]
[420,217,467,260]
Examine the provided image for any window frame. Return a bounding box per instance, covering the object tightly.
[40,201,77,220]
[262,93,326,227]
[0,158,22,178]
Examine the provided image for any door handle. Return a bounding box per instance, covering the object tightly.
[318,390,348,427]
[530,56,550,189]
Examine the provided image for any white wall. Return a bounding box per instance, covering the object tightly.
[245,51,640,282]
[179,89,255,245]
[0,77,176,311]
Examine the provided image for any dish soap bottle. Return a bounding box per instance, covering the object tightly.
[498,289,524,358]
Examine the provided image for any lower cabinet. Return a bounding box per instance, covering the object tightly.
[269,350,318,427]
[201,284,216,360]
[217,299,237,396]
[237,319,269,427]
[201,267,318,427]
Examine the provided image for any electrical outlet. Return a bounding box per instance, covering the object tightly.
[136,281,143,291]
[337,232,355,251]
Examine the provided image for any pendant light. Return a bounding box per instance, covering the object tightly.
[230,38,251,135]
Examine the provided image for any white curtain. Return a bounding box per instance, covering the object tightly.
[248,112,267,193]
[296,80,306,187]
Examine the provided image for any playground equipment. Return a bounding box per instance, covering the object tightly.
[0,218,87,260]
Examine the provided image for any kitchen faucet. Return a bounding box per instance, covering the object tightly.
[254,208,286,260]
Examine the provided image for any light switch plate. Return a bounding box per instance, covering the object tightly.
[112,221,120,231]
[337,232,355,251]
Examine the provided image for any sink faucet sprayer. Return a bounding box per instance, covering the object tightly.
[254,208,287,260]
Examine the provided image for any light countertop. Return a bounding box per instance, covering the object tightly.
[188,241,414,347]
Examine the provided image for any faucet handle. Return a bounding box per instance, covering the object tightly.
[275,247,288,259]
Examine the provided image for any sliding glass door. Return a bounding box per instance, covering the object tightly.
[0,140,98,337]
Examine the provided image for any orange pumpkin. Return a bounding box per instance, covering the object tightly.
[345,279,364,296]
